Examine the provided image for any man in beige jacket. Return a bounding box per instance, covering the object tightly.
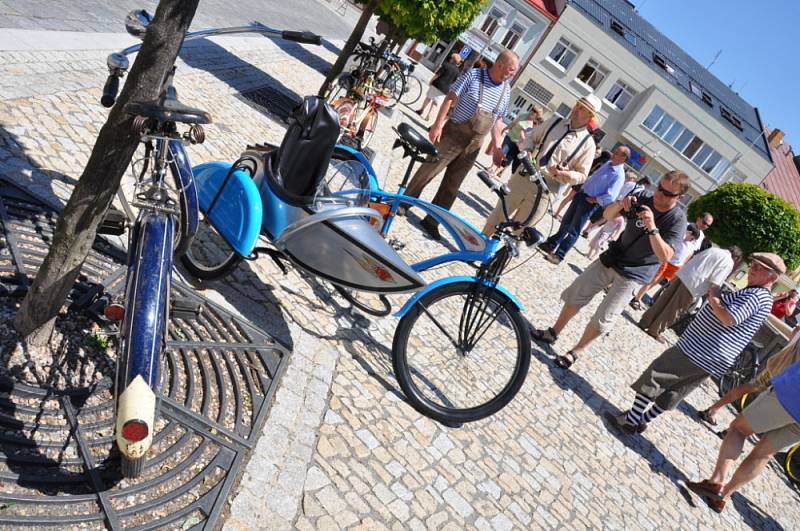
[482,95,599,235]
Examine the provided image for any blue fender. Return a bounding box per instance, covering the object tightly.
[334,144,380,191]
[192,161,262,257]
[394,276,524,317]
[122,212,174,388]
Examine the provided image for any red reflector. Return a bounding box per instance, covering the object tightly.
[121,420,149,442]
[104,303,125,322]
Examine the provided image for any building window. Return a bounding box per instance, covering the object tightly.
[690,80,714,107]
[642,106,664,129]
[501,23,525,50]
[480,8,505,38]
[610,19,636,46]
[548,38,581,70]
[522,79,554,105]
[642,105,728,178]
[720,107,744,131]
[575,59,609,90]
[555,103,571,118]
[605,80,636,110]
[652,52,675,75]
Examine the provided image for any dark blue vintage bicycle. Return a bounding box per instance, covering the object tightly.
[99,11,396,477]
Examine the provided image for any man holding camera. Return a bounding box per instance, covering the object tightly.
[530,170,689,369]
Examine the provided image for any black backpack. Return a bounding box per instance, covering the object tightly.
[267,96,340,205]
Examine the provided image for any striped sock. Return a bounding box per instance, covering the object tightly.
[641,403,666,424]
[625,393,652,425]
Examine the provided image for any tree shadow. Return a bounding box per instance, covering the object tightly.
[0,124,79,214]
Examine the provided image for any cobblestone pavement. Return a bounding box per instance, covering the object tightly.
[1,24,798,531]
[0,0,360,40]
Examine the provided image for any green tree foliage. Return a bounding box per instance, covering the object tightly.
[687,182,800,270]
[375,0,487,44]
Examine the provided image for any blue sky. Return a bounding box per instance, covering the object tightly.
[636,0,800,148]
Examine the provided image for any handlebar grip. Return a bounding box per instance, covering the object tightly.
[517,152,536,175]
[282,30,322,45]
[101,74,120,108]
[477,170,496,189]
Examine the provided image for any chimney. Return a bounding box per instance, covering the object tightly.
[768,129,785,149]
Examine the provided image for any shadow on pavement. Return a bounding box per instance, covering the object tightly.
[529,343,691,493]
[457,191,492,218]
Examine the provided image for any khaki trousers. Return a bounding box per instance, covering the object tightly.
[484,171,553,233]
[638,278,695,337]
[404,121,485,215]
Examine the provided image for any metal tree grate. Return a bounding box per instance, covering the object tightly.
[0,179,290,529]
[237,85,303,123]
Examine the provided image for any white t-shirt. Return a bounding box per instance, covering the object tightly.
[675,247,734,297]
[669,238,694,266]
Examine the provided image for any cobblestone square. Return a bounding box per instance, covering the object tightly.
[0,7,798,528]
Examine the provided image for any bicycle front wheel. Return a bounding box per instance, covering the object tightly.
[392,282,531,424]
[401,75,423,106]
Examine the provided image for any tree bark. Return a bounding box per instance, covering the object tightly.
[318,0,378,98]
[13,0,200,345]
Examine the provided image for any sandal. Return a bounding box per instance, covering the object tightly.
[530,326,558,344]
[698,409,718,426]
[629,298,643,311]
[554,350,578,369]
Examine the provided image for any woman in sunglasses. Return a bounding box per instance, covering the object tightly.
[531,171,689,369]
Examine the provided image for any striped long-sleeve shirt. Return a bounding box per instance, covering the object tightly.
[677,286,772,378]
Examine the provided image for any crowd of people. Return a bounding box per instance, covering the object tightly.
[410,46,800,514]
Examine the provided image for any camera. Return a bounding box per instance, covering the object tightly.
[624,202,645,220]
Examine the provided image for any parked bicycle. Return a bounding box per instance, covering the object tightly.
[331,76,392,150]
[96,10,325,477]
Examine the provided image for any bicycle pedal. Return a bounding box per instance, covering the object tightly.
[171,297,202,320]
[97,208,127,236]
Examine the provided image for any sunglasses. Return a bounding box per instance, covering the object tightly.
[657,184,681,198]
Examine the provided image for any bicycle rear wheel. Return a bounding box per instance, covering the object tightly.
[334,285,391,316]
[180,213,243,280]
[392,282,530,424]
[381,69,405,107]
[358,110,379,148]
[718,349,755,396]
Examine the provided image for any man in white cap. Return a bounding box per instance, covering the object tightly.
[483,95,600,235]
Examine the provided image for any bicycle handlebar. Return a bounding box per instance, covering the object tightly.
[101,74,120,108]
[516,152,550,194]
[477,170,510,196]
[101,21,322,106]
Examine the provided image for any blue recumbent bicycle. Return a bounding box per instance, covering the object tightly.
[185,115,535,425]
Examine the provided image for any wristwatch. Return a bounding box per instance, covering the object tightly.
[646,228,660,235]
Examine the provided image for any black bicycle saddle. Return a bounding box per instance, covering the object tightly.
[397,122,437,157]
[125,97,211,125]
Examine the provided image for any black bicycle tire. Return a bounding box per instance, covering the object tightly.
[179,214,243,280]
[381,68,405,108]
[401,75,423,106]
[392,282,531,424]
[334,285,391,317]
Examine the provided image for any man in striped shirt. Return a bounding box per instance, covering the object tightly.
[403,50,518,240]
[606,252,783,434]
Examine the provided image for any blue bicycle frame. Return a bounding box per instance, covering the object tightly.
[333,141,525,317]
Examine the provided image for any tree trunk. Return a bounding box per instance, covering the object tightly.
[318,0,378,98]
[13,0,200,346]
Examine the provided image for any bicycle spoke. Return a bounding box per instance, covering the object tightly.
[418,301,460,350]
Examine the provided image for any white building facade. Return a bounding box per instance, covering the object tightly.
[511,0,773,200]
[420,0,559,84]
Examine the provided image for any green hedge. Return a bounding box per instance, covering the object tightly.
[687,182,800,271]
